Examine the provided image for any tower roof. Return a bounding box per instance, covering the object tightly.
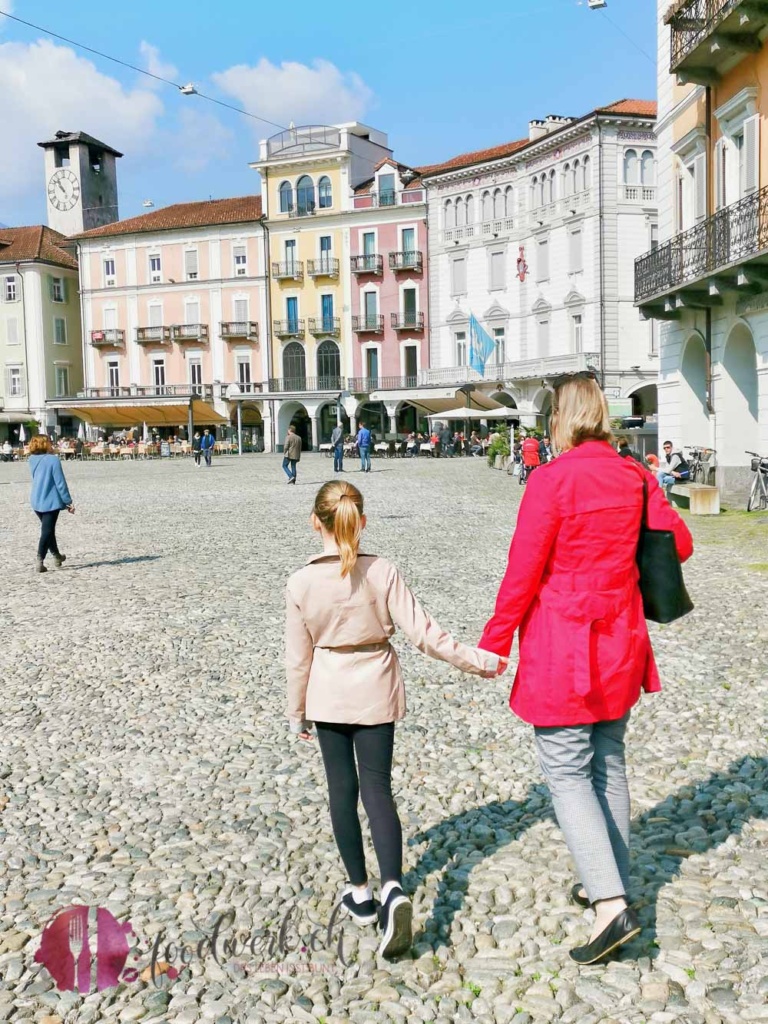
[37,131,123,158]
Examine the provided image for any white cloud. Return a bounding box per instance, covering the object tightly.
[167,108,234,175]
[0,39,163,208]
[139,40,178,88]
[212,58,374,131]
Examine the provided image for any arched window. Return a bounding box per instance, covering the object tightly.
[279,180,293,213]
[482,191,493,221]
[582,155,592,191]
[444,199,455,229]
[572,160,580,194]
[493,188,504,219]
[283,341,306,385]
[455,196,465,227]
[641,150,655,186]
[318,175,332,209]
[530,177,538,209]
[539,177,546,207]
[505,186,514,217]
[562,164,572,198]
[624,149,639,185]
[296,175,315,215]
[465,194,474,224]
[548,169,556,203]
[317,340,341,386]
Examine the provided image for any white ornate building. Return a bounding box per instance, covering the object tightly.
[422,100,659,436]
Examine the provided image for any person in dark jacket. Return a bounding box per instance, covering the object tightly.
[617,437,642,463]
[283,424,302,483]
[28,434,75,573]
[192,432,202,466]
[539,435,554,463]
[200,429,215,467]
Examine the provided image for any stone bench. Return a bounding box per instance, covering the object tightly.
[669,482,720,515]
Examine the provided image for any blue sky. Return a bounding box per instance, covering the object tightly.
[0,0,656,227]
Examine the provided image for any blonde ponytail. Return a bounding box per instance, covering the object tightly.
[313,481,364,578]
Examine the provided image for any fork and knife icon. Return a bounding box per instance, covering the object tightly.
[67,908,99,993]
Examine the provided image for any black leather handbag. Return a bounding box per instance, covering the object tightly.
[636,476,694,624]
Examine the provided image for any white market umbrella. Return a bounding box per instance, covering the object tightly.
[142,422,149,442]
[77,422,85,441]
[19,424,26,443]
[427,406,515,421]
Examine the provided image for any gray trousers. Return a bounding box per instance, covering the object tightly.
[534,712,630,904]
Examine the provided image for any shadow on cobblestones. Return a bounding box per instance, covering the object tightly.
[66,555,161,570]
[405,756,767,958]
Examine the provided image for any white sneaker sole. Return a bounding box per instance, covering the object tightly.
[378,895,412,959]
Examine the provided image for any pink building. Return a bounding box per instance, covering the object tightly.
[348,160,428,435]
[63,197,268,442]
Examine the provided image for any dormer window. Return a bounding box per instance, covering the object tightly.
[378,172,396,206]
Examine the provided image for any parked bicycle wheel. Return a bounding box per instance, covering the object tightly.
[747,475,767,511]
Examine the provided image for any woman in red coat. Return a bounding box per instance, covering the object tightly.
[479,375,693,965]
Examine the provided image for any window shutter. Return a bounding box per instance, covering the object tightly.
[7,318,18,345]
[714,139,725,210]
[570,229,583,273]
[48,274,55,300]
[149,304,162,327]
[234,298,248,322]
[185,250,199,277]
[694,154,707,222]
[62,278,68,303]
[744,114,760,195]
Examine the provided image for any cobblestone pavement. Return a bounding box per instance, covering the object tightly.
[0,454,766,1024]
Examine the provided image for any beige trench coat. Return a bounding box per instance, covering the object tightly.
[286,552,500,730]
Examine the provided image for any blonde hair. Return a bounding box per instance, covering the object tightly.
[313,481,364,578]
[550,376,612,452]
[28,435,52,454]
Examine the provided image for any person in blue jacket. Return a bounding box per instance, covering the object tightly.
[356,422,372,473]
[201,429,215,467]
[28,435,75,573]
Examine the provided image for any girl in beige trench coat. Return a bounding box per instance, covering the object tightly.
[286,480,506,959]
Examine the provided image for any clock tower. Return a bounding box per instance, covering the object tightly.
[38,131,122,236]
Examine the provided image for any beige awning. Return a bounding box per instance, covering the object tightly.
[427,406,517,421]
[368,387,507,415]
[60,400,227,427]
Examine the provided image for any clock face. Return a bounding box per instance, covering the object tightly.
[48,169,81,212]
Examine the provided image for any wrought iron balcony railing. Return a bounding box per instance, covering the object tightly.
[635,184,768,305]
[348,376,419,392]
[136,326,171,344]
[77,384,215,400]
[272,261,304,281]
[220,321,259,340]
[391,312,425,330]
[267,376,344,393]
[668,0,758,72]
[389,251,424,272]
[307,258,340,278]
[90,329,124,347]
[308,317,341,336]
[273,319,305,337]
[172,324,209,342]
[351,255,383,275]
[352,314,384,332]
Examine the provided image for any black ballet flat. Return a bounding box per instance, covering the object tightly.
[569,907,641,965]
[570,883,591,909]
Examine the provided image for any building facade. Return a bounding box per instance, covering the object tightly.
[0,227,83,443]
[635,0,768,499]
[54,197,268,442]
[423,100,659,434]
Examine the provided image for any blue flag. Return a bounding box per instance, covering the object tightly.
[468,314,496,374]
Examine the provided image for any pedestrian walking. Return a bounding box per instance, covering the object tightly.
[283,424,302,484]
[200,429,215,467]
[478,374,693,965]
[331,422,345,473]
[192,431,202,467]
[286,480,505,958]
[357,422,371,473]
[28,435,75,574]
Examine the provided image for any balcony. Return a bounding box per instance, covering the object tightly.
[307,257,340,278]
[266,125,341,159]
[442,218,516,244]
[421,352,601,387]
[348,376,419,392]
[136,326,171,345]
[389,251,424,272]
[351,254,383,275]
[267,376,344,393]
[352,314,384,333]
[220,321,259,341]
[529,189,593,229]
[622,185,657,204]
[77,384,215,400]
[667,0,768,82]
[273,319,305,338]
[90,329,124,347]
[635,184,768,312]
[353,187,426,209]
[272,261,304,281]
[308,317,341,336]
[391,312,425,331]
[172,323,209,343]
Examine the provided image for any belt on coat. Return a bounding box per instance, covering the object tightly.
[314,640,392,654]
[537,572,639,697]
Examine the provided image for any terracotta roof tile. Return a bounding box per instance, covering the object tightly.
[596,99,657,117]
[0,225,78,269]
[72,195,263,241]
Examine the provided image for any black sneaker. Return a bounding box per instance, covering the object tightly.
[341,887,378,926]
[377,885,412,959]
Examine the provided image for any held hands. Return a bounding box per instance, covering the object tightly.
[496,657,509,676]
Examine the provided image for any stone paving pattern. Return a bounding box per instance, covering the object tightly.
[0,454,766,1024]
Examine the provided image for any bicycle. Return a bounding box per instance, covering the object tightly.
[746,451,768,511]
[684,445,716,484]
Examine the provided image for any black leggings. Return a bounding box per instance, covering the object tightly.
[35,510,61,560]
[315,721,402,887]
